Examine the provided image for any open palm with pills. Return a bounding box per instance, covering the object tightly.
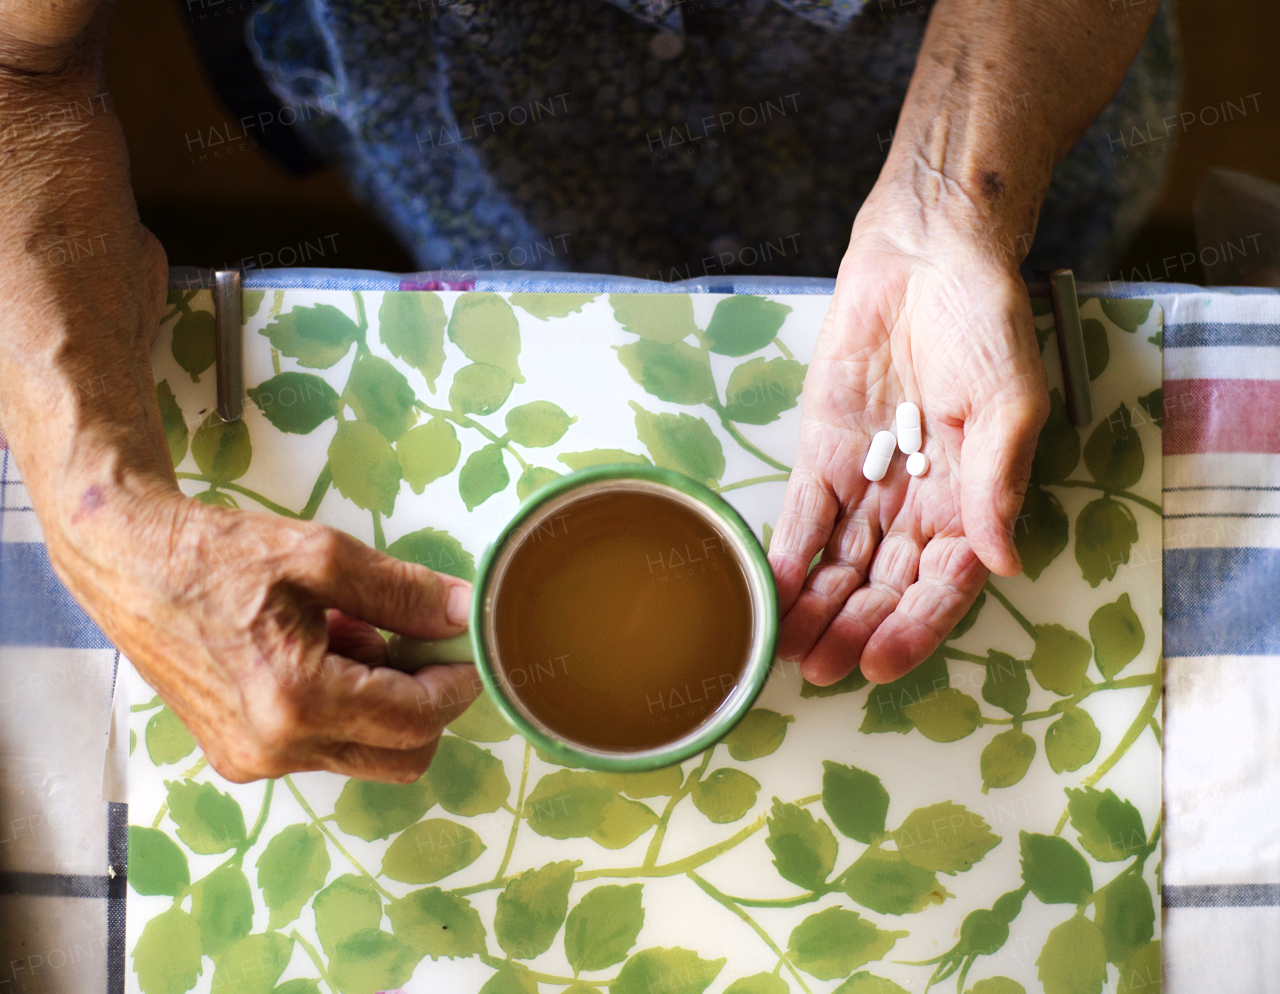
[769,226,1050,688]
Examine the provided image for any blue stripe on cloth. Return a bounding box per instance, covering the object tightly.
[0,542,110,648]
[1165,547,1280,656]
[1163,322,1280,349]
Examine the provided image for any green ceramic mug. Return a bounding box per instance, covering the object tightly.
[386,464,778,771]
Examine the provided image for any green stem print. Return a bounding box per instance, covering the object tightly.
[290,929,335,992]
[709,399,793,473]
[1056,479,1162,515]
[175,474,302,519]
[283,774,397,902]
[985,580,1038,640]
[688,870,814,994]
[717,472,792,494]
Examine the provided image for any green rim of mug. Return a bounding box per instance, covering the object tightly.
[467,463,779,772]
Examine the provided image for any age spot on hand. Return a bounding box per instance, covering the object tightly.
[980,170,1005,200]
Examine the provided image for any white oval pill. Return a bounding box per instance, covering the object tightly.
[896,401,922,454]
[906,451,930,477]
[863,430,898,482]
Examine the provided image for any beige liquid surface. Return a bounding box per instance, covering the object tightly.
[491,488,754,751]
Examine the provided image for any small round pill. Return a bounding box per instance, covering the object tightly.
[906,451,930,477]
[863,430,898,482]
[896,401,922,454]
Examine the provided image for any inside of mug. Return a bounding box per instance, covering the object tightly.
[481,478,773,763]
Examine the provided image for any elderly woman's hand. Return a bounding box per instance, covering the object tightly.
[769,191,1048,686]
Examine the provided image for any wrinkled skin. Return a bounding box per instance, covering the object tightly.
[770,206,1048,687]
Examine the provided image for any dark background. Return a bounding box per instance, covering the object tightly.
[104,0,1280,283]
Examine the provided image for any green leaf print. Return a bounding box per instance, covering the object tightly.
[446,689,515,742]
[1137,387,1163,429]
[723,358,806,424]
[345,354,419,441]
[724,973,790,994]
[613,947,726,994]
[145,706,196,766]
[1116,941,1161,994]
[450,362,514,416]
[426,736,511,816]
[190,864,254,960]
[211,932,293,994]
[481,963,539,994]
[509,292,598,320]
[609,293,699,344]
[1029,624,1093,696]
[387,887,487,958]
[314,874,383,956]
[951,590,987,639]
[397,417,462,493]
[273,980,322,994]
[1089,594,1144,679]
[1030,389,1080,486]
[616,340,716,404]
[329,421,402,515]
[1094,871,1155,965]
[1082,318,1109,380]
[564,883,645,972]
[722,708,794,760]
[1075,498,1139,586]
[261,303,359,369]
[968,980,1026,994]
[242,290,265,319]
[1083,404,1144,491]
[127,826,190,897]
[156,381,189,465]
[516,465,561,500]
[172,307,217,382]
[892,802,1000,874]
[1035,916,1107,994]
[1066,787,1146,863]
[131,907,203,994]
[691,768,761,823]
[385,526,475,580]
[765,800,837,891]
[381,819,486,884]
[861,651,949,734]
[630,401,726,486]
[704,295,792,356]
[165,779,246,854]
[328,929,422,994]
[1014,486,1068,580]
[821,761,890,844]
[458,442,511,510]
[1100,299,1153,333]
[506,400,577,446]
[192,413,252,482]
[600,767,684,799]
[494,859,581,958]
[842,846,951,915]
[1018,832,1092,904]
[558,448,651,470]
[787,907,907,980]
[904,687,982,742]
[333,774,437,842]
[448,293,524,382]
[980,729,1036,793]
[379,291,447,390]
[1045,707,1101,773]
[256,823,331,930]
[982,652,1030,717]
[835,974,911,994]
[523,770,659,849]
[248,372,341,435]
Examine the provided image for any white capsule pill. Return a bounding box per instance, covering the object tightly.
[896,401,922,454]
[862,430,898,482]
[906,451,930,477]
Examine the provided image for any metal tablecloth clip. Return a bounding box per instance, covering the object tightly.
[213,268,245,422]
[1027,268,1092,427]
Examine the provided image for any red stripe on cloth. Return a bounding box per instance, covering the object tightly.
[0,427,6,449]
[1164,379,1280,454]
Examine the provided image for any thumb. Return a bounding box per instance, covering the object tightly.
[959,390,1048,577]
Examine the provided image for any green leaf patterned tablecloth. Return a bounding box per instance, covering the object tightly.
[130,288,1164,994]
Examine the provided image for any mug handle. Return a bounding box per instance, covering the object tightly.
[384,632,476,672]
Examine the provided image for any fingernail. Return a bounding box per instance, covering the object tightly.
[446,584,471,627]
